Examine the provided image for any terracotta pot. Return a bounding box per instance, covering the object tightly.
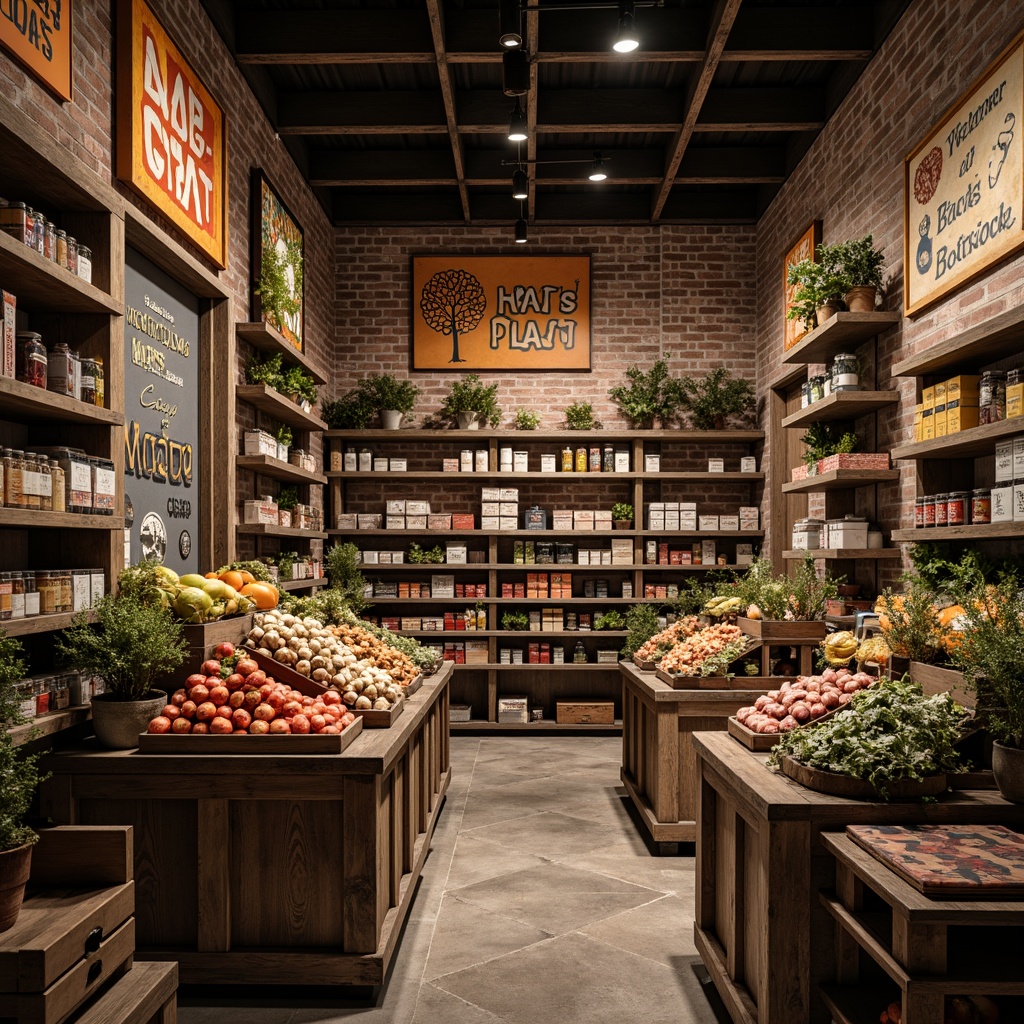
[90,691,167,750]
[844,286,877,312]
[815,303,841,326]
[613,520,632,530]
[0,842,33,933]
[992,742,1024,803]
[380,409,403,430]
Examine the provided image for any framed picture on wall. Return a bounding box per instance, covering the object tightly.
[251,168,304,353]
[782,221,822,351]
[904,31,1024,316]
[410,254,591,371]
[0,0,73,101]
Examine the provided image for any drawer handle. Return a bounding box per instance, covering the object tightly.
[84,927,103,954]
[87,961,103,985]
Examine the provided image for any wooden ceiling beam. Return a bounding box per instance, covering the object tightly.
[721,6,874,61]
[695,87,826,131]
[676,146,787,183]
[309,150,457,186]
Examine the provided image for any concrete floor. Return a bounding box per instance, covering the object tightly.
[178,735,725,1023]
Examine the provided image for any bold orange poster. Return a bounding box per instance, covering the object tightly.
[0,0,73,101]
[116,0,227,267]
[411,255,591,371]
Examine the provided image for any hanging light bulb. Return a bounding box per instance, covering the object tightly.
[588,153,608,181]
[512,167,529,200]
[499,0,523,48]
[613,0,639,52]
[514,217,528,243]
[507,97,528,142]
[502,49,530,96]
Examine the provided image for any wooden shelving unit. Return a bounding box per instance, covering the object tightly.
[235,320,328,385]
[781,311,901,366]
[781,547,902,560]
[781,390,899,428]
[235,384,327,432]
[892,522,1024,542]
[8,705,92,747]
[0,377,125,425]
[892,415,1024,460]
[3,610,97,637]
[781,468,899,493]
[237,523,329,540]
[236,454,328,485]
[278,577,329,592]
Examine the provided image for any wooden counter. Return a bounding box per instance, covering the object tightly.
[39,664,452,988]
[693,731,1024,1024]
[619,661,764,850]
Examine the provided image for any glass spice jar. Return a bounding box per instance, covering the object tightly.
[15,332,47,389]
[808,375,825,403]
[43,218,55,261]
[971,488,992,524]
[49,459,65,513]
[979,370,1007,425]
[922,495,936,527]
[915,497,925,528]
[47,342,75,397]
[0,573,12,621]
[947,491,968,526]
[23,572,38,617]
[575,446,587,472]
[6,450,25,509]
[10,572,24,619]
[92,357,105,407]
[23,207,35,248]
[33,214,45,254]
[77,244,92,284]
[66,235,77,275]
[55,229,68,268]
[561,446,573,471]
[80,356,97,405]
[831,352,861,391]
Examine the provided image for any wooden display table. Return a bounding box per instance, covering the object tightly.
[619,661,764,850]
[39,665,452,989]
[819,831,1024,1024]
[693,731,1024,1024]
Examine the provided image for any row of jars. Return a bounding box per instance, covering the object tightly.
[800,352,861,407]
[914,490,990,527]
[1,448,116,514]
[15,332,105,406]
[0,199,93,283]
[0,567,105,620]
[15,672,107,719]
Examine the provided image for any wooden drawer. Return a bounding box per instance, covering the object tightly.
[66,961,176,1024]
[8,917,135,1024]
[556,700,615,725]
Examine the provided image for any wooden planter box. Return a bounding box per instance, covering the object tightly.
[736,616,826,642]
[791,464,809,482]
[816,452,890,473]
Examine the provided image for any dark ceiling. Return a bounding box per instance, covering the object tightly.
[201,0,913,227]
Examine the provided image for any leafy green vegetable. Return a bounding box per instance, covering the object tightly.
[697,638,746,677]
[621,603,661,659]
[594,609,625,631]
[767,675,966,799]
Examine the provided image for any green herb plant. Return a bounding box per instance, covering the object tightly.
[607,358,684,428]
[502,610,530,631]
[274,424,293,448]
[877,573,945,663]
[674,574,730,617]
[246,352,284,389]
[408,542,445,564]
[276,487,299,512]
[611,502,633,523]
[325,542,369,614]
[818,234,885,292]
[257,239,303,334]
[732,556,839,621]
[276,550,296,581]
[321,394,375,429]
[564,401,601,430]
[677,368,755,430]
[785,257,846,328]
[594,609,625,631]
[698,638,747,678]
[437,375,502,428]
[767,676,966,799]
[621,603,661,659]
[800,422,858,469]
[513,408,541,430]
[281,365,318,406]
[355,374,419,414]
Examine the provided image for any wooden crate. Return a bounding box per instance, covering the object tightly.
[555,700,614,725]
[136,717,363,753]
[736,616,826,642]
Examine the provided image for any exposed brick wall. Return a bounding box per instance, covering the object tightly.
[333,224,759,429]
[755,0,1024,581]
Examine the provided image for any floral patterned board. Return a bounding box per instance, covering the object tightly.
[846,825,1024,897]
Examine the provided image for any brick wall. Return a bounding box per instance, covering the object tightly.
[755,0,1024,577]
[333,224,759,429]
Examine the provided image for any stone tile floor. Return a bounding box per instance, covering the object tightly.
[177,736,726,1024]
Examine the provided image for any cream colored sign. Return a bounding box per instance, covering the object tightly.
[905,34,1023,315]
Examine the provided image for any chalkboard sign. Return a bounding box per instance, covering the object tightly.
[123,247,203,574]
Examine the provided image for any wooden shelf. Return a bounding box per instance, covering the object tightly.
[819,984,900,1024]
[781,311,901,365]
[333,527,763,539]
[0,229,122,314]
[9,705,92,747]
[3,610,97,636]
[236,454,327,485]
[455,662,623,671]
[782,548,902,560]
[893,523,1024,542]
[324,428,764,443]
[0,376,124,425]
[450,720,622,733]
[327,470,762,482]
[236,523,328,540]
[235,321,327,385]
[781,469,899,493]
[392,629,628,639]
[781,390,900,428]
[235,384,328,432]
[278,577,328,591]
[0,509,122,529]
[369,596,636,605]
[893,303,1024,377]
[892,417,1024,460]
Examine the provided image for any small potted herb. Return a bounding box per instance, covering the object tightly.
[608,358,685,428]
[277,486,299,528]
[513,408,541,430]
[274,424,292,462]
[355,374,419,430]
[501,610,530,631]
[611,502,633,529]
[819,234,885,312]
[245,352,284,390]
[321,394,375,430]
[786,258,846,329]
[564,401,601,431]
[799,422,859,475]
[281,366,318,411]
[438,375,502,430]
[678,367,755,430]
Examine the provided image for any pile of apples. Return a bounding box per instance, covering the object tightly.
[146,642,357,736]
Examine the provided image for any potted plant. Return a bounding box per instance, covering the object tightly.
[274,424,292,463]
[438,375,501,429]
[55,589,187,750]
[733,556,839,640]
[281,366,318,411]
[277,486,298,528]
[678,367,756,430]
[611,501,633,529]
[513,408,541,430]
[785,257,845,329]
[321,393,374,430]
[608,358,685,428]
[245,352,284,390]
[0,629,45,932]
[798,423,858,477]
[501,609,530,631]
[819,234,885,312]
[355,373,419,430]
[564,401,601,431]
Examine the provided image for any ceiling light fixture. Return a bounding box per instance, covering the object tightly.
[499,0,523,48]
[507,97,528,142]
[514,214,529,244]
[502,49,530,96]
[588,153,608,181]
[512,167,530,200]
[501,152,611,182]
[613,0,639,53]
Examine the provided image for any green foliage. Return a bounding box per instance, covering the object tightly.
[321,394,375,429]
[438,375,502,427]
[355,374,419,414]
[908,544,1024,593]
[408,542,445,564]
[325,542,368,614]
[275,550,296,581]
[281,365,318,406]
[608,358,685,428]
[564,401,601,430]
[338,609,441,674]
[214,560,275,584]
[732,556,840,621]
[621,603,661,659]
[279,586,351,625]
[594,609,625,631]
[785,257,846,327]
[56,592,186,701]
[673,575,729,617]
[246,352,283,389]
[611,502,633,522]
[257,239,303,333]
[678,367,756,430]
[818,234,885,291]
[276,487,298,512]
[274,424,292,448]
[513,408,541,430]
[878,573,944,663]
[698,638,748,678]
[502,610,530,631]
[946,568,1024,748]
[768,676,966,799]
[800,422,858,468]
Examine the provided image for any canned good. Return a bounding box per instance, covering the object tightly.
[947,491,968,526]
[915,497,925,528]
[923,495,936,527]
[971,488,992,524]
[15,332,47,389]
[934,493,948,527]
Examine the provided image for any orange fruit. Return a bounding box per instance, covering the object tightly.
[239,570,257,585]
[240,581,279,610]
[204,571,218,579]
[219,570,245,592]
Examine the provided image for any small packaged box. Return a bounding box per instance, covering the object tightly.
[698,514,720,531]
[481,502,500,517]
[992,485,1014,523]
[552,509,574,530]
[719,514,739,531]
[335,513,357,530]
[1,290,14,378]
[446,544,467,564]
[740,456,757,473]
[577,550,590,565]
[945,375,981,403]
[386,499,406,514]
[361,550,379,564]
[244,430,278,457]
[665,509,680,530]
[373,457,389,472]
[481,516,500,530]
[497,695,529,724]
[648,509,665,530]
[390,458,408,472]
[946,401,980,433]
[452,513,476,529]
[385,515,405,530]
[500,501,518,516]
[681,513,698,531]
[443,458,460,472]
[407,500,430,515]
[594,510,612,528]
[708,458,725,473]
[500,487,520,501]
[644,454,661,473]
[391,551,405,564]
[428,513,452,530]
[512,451,529,472]
[541,454,557,473]
[357,513,382,529]
[243,499,278,525]
[614,450,630,472]
[499,517,518,531]
[481,487,501,501]
[406,515,427,530]
[611,538,632,565]
[996,440,1014,483]
[645,540,657,564]
[432,574,456,597]
[701,539,717,564]
[342,449,356,472]
[736,543,754,566]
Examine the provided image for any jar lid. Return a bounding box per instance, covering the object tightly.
[833,352,858,360]
[16,331,42,339]
[973,488,991,494]
[842,515,868,522]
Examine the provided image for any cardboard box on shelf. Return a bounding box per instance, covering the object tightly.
[996,440,1014,483]
[390,458,408,472]
[428,513,452,530]
[446,543,468,564]
[481,502,500,517]
[432,574,456,597]
[481,487,501,501]
[406,514,427,530]
[736,543,754,566]
[648,510,665,530]
[407,500,430,515]
[1,290,14,378]
[614,450,630,472]
[451,513,475,529]
[552,510,574,530]
[361,550,379,564]
[500,501,519,516]
[498,695,529,724]
[720,514,739,531]
[698,514,720,531]
[644,454,661,473]
[373,457,389,472]
[243,429,278,457]
[708,458,724,473]
[556,700,614,725]
[499,517,518,531]
[385,515,405,530]
[992,485,1013,523]
[945,375,980,403]
[243,499,278,525]
[335,513,357,530]
[499,488,520,501]
[945,401,980,433]
[740,456,757,473]
[481,516,500,530]
[442,458,460,472]
[921,406,934,440]
[386,499,406,514]
[701,539,717,564]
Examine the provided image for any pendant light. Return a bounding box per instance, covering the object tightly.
[502,49,530,96]
[588,153,608,181]
[512,167,529,200]
[613,0,639,53]
[514,216,528,244]
[508,97,528,142]
[499,0,523,48]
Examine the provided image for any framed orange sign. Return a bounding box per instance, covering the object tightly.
[782,221,821,351]
[0,0,73,101]
[116,0,227,268]
[411,255,591,371]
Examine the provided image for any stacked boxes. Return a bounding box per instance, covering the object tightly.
[917,375,980,440]
[524,572,573,598]
[482,487,518,531]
